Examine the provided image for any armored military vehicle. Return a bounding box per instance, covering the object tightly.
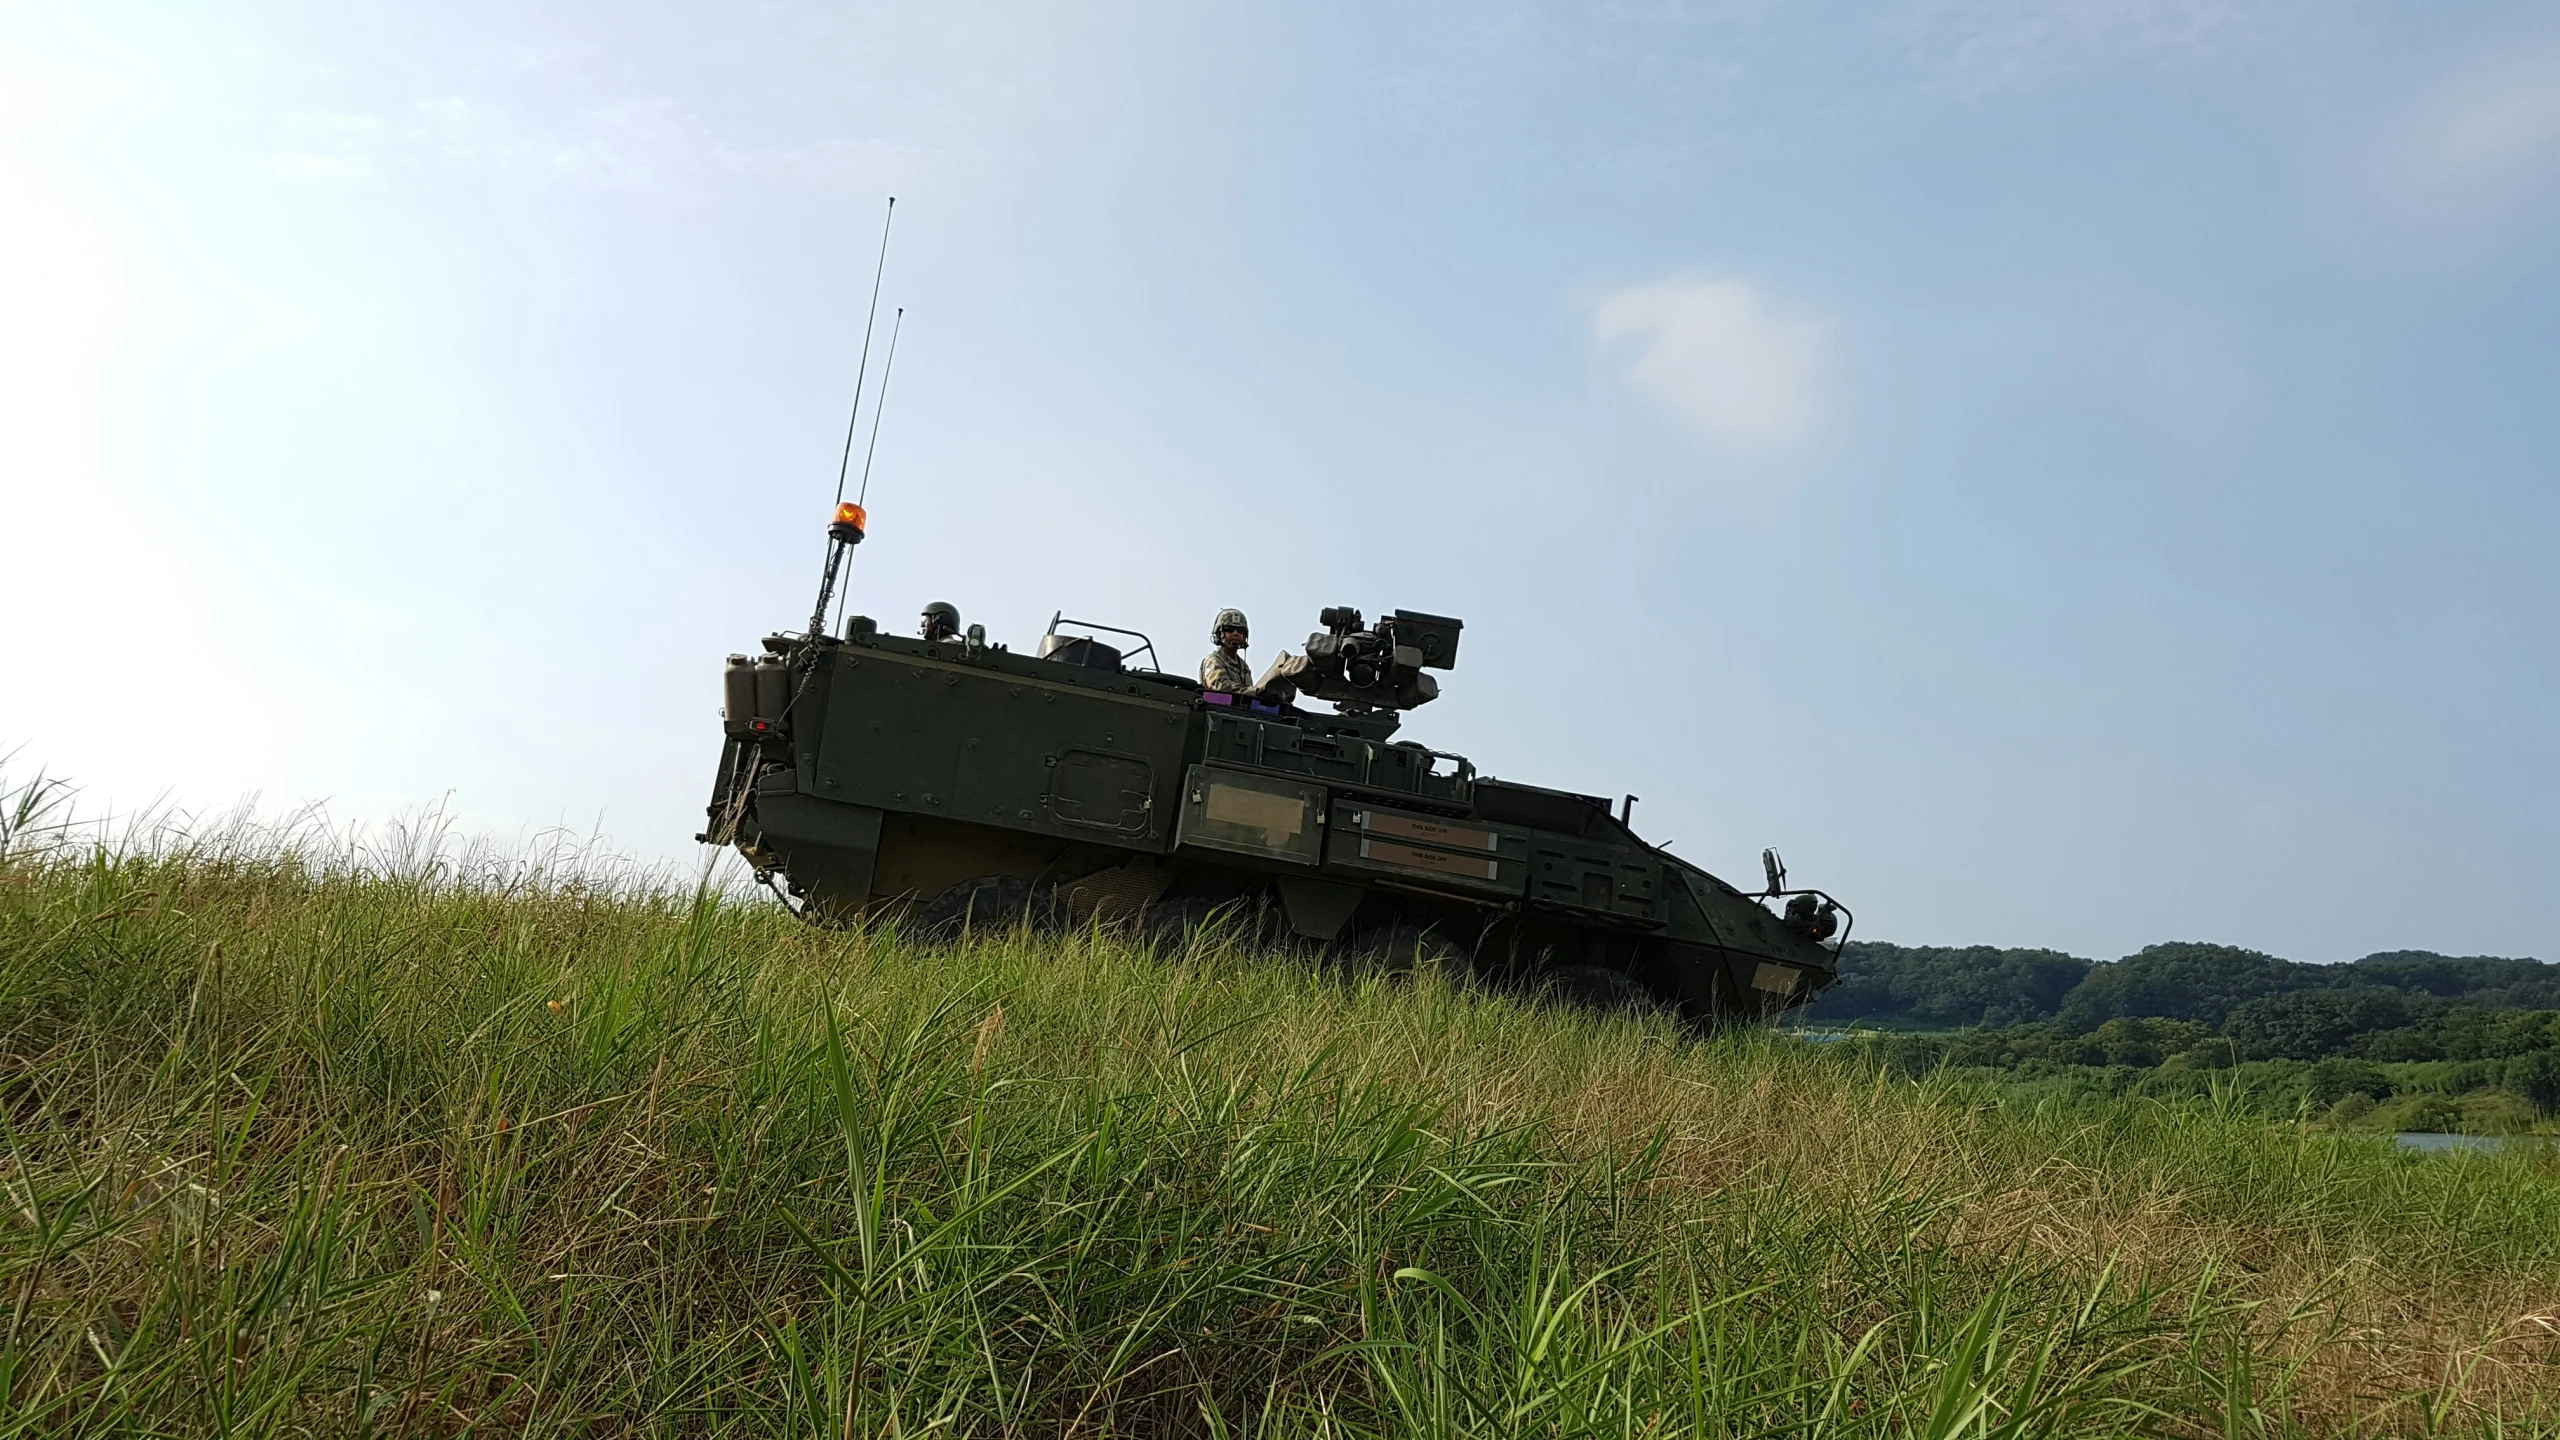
[701,506,1848,1022]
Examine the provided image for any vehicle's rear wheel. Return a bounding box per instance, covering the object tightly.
[1542,963,1656,1015]
[1141,896,1278,952]
[915,876,1069,942]
[1337,925,1478,988]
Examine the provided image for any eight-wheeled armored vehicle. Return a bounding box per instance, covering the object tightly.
[701,510,1849,1024]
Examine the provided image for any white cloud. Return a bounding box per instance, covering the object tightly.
[411,96,541,175]
[1593,274,1829,446]
[2369,40,2560,229]
[1897,0,2296,95]
[264,110,385,182]
[264,152,379,181]
[263,95,931,193]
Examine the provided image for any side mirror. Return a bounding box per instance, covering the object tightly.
[1761,848,1787,896]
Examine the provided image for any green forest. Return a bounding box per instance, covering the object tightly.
[1801,941,2560,1133]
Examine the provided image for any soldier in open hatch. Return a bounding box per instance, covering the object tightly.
[1200,609,1254,692]
[920,601,961,642]
[1199,608,1306,701]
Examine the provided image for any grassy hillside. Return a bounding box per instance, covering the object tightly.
[5,840,2560,1434]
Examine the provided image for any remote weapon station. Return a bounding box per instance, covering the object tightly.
[699,206,1849,1022]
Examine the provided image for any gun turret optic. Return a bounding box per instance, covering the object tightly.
[1296,608,1464,713]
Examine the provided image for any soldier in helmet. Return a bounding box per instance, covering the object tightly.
[920,601,962,643]
[1200,607,1306,701]
[1201,609,1254,692]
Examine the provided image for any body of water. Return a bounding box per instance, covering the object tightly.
[2395,1132,2550,1153]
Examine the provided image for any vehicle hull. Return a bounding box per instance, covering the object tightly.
[707,625,1841,1023]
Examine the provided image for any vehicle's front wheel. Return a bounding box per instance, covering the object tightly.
[1336,925,1478,989]
[914,876,1069,942]
[1541,963,1656,1015]
[1140,896,1279,953]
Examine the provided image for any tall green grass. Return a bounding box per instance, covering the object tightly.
[3,828,2558,1435]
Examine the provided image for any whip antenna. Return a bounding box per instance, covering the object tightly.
[805,197,897,640]
[833,197,897,510]
[856,309,903,508]
[834,308,905,637]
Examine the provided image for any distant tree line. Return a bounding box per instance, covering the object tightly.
[1806,941,2560,1127]
[1805,940,2560,1040]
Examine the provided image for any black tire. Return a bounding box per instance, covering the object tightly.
[1337,925,1477,988]
[1141,896,1278,953]
[1542,963,1656,1015]
[915,876,1069,943]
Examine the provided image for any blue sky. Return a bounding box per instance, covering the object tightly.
[3,2,2555,963]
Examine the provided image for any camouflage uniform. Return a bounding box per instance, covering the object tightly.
[1201,607,1307,700]
[1200,647,1255,693]
[1201,607,1257,693]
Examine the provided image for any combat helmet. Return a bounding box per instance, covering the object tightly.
[1212,608,1249,642]
[920,601,961,639]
